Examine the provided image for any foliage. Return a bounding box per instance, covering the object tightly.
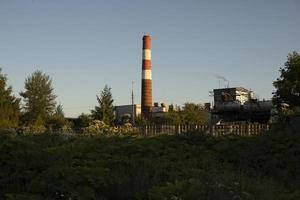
[55,104,64,117]
[45,104,67,131]
[83,120,110,134]
[83,120,136,135]
[91,85,115,126]
[135,115,151,126]
[181,103,209,125]
[20,70,57,126]
[151,103,209,125]
[18,125,46,135]
[163,111,182,125]
[151,111,182,125]
[0,68,20,128]
[74,113,92,128]
[149,177,254,200]
[273,51,300,112]
[46,115,66,131]
[0,128,299,199]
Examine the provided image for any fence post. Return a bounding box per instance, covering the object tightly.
[247,124,250,136]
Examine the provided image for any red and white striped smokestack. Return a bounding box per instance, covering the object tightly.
[141,35,152,117]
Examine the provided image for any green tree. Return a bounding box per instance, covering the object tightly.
[75,113,92,128]
[164,111,182,125]
[135,115,151,126]
[181,103,209,125]
[154,111,182,125]
[273,51,300,112]
[55,104,64,117]
[46,104,66,130]
[91,85,115,125]
[0,68,20,128]
[20,70,57,126]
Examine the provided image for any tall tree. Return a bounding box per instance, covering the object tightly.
[20,70,56,126]
[0,68,20,128]
[91,85,115,125]
[273,51,300,112]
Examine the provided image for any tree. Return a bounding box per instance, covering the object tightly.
[152,111,182,125]
[135,115,151,126]
[46,104,66,131]
[20,70,57,126]
[0,68,20,128]
[273,51,300,112]
[163,111,182,125]
[75,113,92,128]
[55,104,64,117]
[181,103,209,125]
[91,85,115,125]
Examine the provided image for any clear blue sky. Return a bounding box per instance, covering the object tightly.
[1,0,299,117]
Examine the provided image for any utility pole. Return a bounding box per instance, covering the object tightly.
[131,81,135,126]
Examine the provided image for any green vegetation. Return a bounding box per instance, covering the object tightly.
[0,51,299,199]
[74,113,93,128]
[142,103,209,126]
[91,85,115,126]
[181,103,209,125]
[0,128,299,200]
[273,51,300,114]
[20,70,57,127]
[0,68,20,128]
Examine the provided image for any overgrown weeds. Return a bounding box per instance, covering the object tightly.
[0,128,299,199]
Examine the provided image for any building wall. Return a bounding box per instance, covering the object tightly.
[235,89,249,104]
[115,104,141,121]
[213,87,250,105]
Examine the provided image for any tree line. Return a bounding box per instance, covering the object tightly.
[0,68,209,131]
[0,69,116,131]
[0,51,299,132]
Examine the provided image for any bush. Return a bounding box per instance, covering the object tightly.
[0,128,298,199]
[18,125,46,135]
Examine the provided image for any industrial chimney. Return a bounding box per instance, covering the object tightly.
[141,35,152,117]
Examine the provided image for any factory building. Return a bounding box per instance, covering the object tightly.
[151,103,169,118]
[115,104,141,123]
[213,87,252,105]
[115,102,178,123]
[210,87,272,123]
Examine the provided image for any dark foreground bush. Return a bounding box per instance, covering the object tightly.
[0,129,299,199]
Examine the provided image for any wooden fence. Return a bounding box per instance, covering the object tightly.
[3,123,269,137]
[134,123,269,136]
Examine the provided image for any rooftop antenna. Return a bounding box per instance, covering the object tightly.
[226,80,229,88]
[214,74,230,88]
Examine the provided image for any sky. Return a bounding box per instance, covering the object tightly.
[0,0,300,117]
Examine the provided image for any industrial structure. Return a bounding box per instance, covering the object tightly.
[141,35,153,117]
[115,35,153,122]
[116,36,274,125]
[115,104,141,123]
[209,87,272,123]
[152,103,169,118]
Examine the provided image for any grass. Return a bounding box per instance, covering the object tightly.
[0,128,299,200]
